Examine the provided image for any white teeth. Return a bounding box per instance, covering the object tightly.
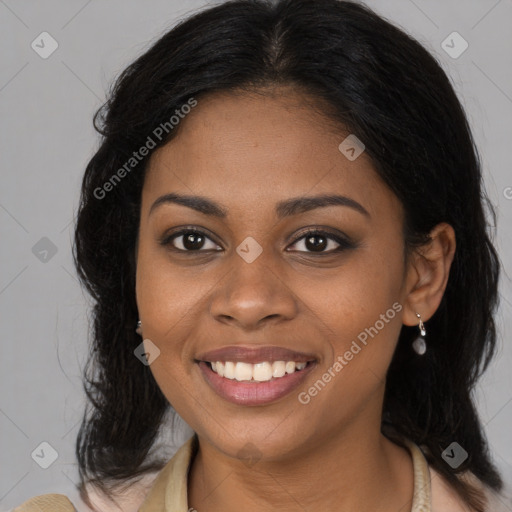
[285,361,296,374]
[209,360,309,381]
[272,361,286,378]
[253,362,273,382]
[234,362,253,381]
[224,361,236,379]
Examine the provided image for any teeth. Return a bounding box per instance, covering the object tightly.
[224,361,236,379]
[253,362,273,381]
[234,362,253,381]
[272,361,286,378]
[285,361,295,374]
[209,361,309,382]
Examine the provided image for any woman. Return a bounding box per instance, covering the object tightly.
[13,0,510,510]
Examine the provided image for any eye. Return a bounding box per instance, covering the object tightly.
[161,228,221,252]
[287,229,351,254]
[161,227,353,255]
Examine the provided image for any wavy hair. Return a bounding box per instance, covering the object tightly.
[73,1,503,510]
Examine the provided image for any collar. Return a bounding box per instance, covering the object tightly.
[138,434,431,511]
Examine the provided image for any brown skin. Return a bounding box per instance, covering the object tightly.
[135,87,456,511]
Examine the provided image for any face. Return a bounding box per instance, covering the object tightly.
[136,87,410,462]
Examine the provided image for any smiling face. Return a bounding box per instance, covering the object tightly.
[135,86,412,462]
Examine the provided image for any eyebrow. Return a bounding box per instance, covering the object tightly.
[149,192,370,219]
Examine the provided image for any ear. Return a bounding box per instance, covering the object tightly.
[402,222,456,326]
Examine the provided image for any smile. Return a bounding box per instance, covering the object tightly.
[195,346,317,406]
[209,360,308,382]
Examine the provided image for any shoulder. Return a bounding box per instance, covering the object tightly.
[430,466,512,512]
[12,493,77,511]
[83,473,159,512]
[11,472,159,512]
[13,433,196,512]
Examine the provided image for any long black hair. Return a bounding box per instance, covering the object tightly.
[73,1,503,510]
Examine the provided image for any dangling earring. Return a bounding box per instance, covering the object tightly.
[412,313,426,355]
[136,320,142,336]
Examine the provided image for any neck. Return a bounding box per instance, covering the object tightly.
[188,417,414,512]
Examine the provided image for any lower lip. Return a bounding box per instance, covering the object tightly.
[198,361,315,406]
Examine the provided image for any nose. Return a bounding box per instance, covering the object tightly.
[209,256,298,330]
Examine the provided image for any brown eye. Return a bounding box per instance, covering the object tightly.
[179,232,206,250]
[287,230,352,254]
[162,229,221,252]
[304,233,329,252]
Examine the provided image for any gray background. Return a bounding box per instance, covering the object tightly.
[1,0,511,510]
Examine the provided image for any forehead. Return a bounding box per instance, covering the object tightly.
[142,88,400,222]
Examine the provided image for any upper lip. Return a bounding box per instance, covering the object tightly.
[196,345,317,364]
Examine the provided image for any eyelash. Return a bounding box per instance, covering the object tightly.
[160,227,353,255]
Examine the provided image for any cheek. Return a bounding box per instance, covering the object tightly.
[294,254,404,426]
[136,240,205,334]
[135,241,226,411]
[135,254,198,414]
[308,238,405,373]
[135,244,200,383]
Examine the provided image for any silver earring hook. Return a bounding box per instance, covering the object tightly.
[416,312,426,336]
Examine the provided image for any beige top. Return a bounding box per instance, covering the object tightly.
[13,435,511,512]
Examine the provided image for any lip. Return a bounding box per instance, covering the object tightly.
[195,345,317,406]
[197,361,316,406]
[196,345,317,364]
